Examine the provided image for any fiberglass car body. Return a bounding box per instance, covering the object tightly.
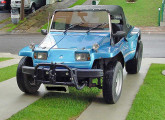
[17,5,143,104]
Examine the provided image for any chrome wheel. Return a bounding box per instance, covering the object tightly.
[115,69,122,96]
[103,62,123,104]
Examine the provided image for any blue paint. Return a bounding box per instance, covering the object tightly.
[19,27,140,69]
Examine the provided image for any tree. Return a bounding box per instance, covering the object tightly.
[20,0,24,20]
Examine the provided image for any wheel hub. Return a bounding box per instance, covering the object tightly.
[115,70,122,96]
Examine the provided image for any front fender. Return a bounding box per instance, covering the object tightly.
[19,46,33,58]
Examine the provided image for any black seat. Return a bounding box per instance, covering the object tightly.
[112,23,123,43]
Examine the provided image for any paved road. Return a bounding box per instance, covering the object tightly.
[0,33,165,58]
[0,34,44,54]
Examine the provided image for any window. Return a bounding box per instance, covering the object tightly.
[51,11,110,32]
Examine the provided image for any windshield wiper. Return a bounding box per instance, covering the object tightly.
[64,22,84,34]
[86,23,108,33]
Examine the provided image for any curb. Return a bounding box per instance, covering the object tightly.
[0,32,41,35]
[0,28,165,35]
[1,31,165,35]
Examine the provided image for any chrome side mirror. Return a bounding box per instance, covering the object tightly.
[41,29,47,35]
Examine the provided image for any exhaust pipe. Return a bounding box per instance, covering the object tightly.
[44,84,69,93]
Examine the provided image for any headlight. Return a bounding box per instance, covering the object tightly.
[34,52,47,60]
[75,53,90,61]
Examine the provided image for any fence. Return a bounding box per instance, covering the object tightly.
[161,0,165,22]
[158,0,165,26]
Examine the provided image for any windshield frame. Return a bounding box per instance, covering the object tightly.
[49,10,111,34]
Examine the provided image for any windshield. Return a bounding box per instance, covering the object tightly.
[51,11,110,32]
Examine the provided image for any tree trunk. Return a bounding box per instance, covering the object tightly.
[20,0,24,20]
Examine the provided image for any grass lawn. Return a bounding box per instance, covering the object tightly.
[127,64,165,120]
[0,64,18,82]
[37,23,49,32]
[0,57,13,62]
[9,87,100,120]
[0,19,26,32]
[99,0,162,26]
[0,17,11,24]
[69,0,87,8]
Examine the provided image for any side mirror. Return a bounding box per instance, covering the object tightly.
[41,29,47,35]
[113,31,126,38]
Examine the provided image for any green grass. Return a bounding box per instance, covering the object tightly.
[0,19,26,32]
[127,64,165,120]
[99,0,162,26]
[0,17,11,24]
[37,23,49,32]
[7,19,26,32]
[69,0,87,8]
[9,87,100,120]
[0,64,18,82]
[0,57,13,62]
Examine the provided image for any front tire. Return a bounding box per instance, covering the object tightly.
[103,62,123,104]
[125,41,143,74]
[16,57,40,94]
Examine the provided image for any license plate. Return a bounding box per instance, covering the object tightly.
[11,14,20,19]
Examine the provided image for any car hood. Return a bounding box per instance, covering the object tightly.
[50,32,110,50]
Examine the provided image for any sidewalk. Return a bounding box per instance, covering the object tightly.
[138,26,165,34]
[0,78,46,120]
[0,53,21,68]
[77,58,165,120]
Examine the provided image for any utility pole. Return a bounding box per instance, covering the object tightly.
[20,0,24,20]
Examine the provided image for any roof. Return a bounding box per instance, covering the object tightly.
[55,5,124,15]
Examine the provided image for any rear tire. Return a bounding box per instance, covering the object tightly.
[103,62,123,104]
[125,41,143,74]
[31,4,36,13]
[16,57,40,94]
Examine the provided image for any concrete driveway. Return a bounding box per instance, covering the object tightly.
[0,10,10,29]
[77,58,165,120]
[0,78,46,120]
[0,58,165,120]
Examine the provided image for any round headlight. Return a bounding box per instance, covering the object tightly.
[93,43,99,51]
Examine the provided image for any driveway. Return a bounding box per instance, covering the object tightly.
[0,10,10,28]
[77,58,165,120]
[0,58,165,120]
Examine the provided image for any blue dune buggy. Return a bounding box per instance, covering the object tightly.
[17,5,143,104]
